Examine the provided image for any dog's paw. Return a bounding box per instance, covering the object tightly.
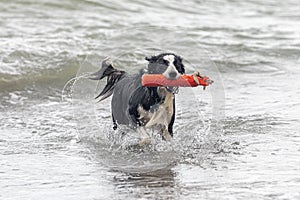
[162,132,172,142]
[139,137,151,146]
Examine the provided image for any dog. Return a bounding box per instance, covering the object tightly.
[89,53,185,144]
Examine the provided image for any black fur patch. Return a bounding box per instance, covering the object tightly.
[91,53,185,137]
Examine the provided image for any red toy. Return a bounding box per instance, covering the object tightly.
[142,73,213,89]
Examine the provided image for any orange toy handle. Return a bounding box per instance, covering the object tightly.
[142,74,213,87]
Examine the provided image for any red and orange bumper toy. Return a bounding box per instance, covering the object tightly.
[142,72,213,90]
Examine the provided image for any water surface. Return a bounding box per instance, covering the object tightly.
[1,0,300,199]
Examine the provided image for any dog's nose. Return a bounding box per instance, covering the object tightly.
[168,72,178,79]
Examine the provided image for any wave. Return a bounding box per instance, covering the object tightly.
[0,59,79,93]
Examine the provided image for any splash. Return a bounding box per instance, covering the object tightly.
[61,73,91,102]
[61,52,225,173]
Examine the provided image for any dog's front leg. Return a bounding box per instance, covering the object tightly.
[138,126,151,145]
[160,125,172,141]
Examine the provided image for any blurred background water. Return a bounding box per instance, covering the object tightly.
[0,0,300,199]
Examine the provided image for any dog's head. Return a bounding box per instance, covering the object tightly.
[145,53,185,80]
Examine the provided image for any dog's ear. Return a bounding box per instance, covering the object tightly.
[181,63,185,74]
[175,56,185,74]
[178,56,183,62]
[145,55,158,63]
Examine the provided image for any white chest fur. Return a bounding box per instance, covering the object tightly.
[138,88,174,128]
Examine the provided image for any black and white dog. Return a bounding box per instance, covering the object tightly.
[89,53,185,144]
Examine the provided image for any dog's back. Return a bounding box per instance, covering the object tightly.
[90,53,185,142]
[111,73,143,126]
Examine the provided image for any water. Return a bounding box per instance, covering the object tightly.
[1,0,300,199]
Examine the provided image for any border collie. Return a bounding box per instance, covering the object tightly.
[89,53,185,145]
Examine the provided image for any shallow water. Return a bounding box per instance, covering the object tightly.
[1,0,300,199]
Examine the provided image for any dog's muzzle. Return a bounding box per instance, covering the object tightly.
[162,71,180,93]
[162,65,181,80]
[163,71,180,80]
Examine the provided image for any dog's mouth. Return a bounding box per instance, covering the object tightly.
[165,86,179,94]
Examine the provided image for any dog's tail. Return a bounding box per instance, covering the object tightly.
[89,58,126,101]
